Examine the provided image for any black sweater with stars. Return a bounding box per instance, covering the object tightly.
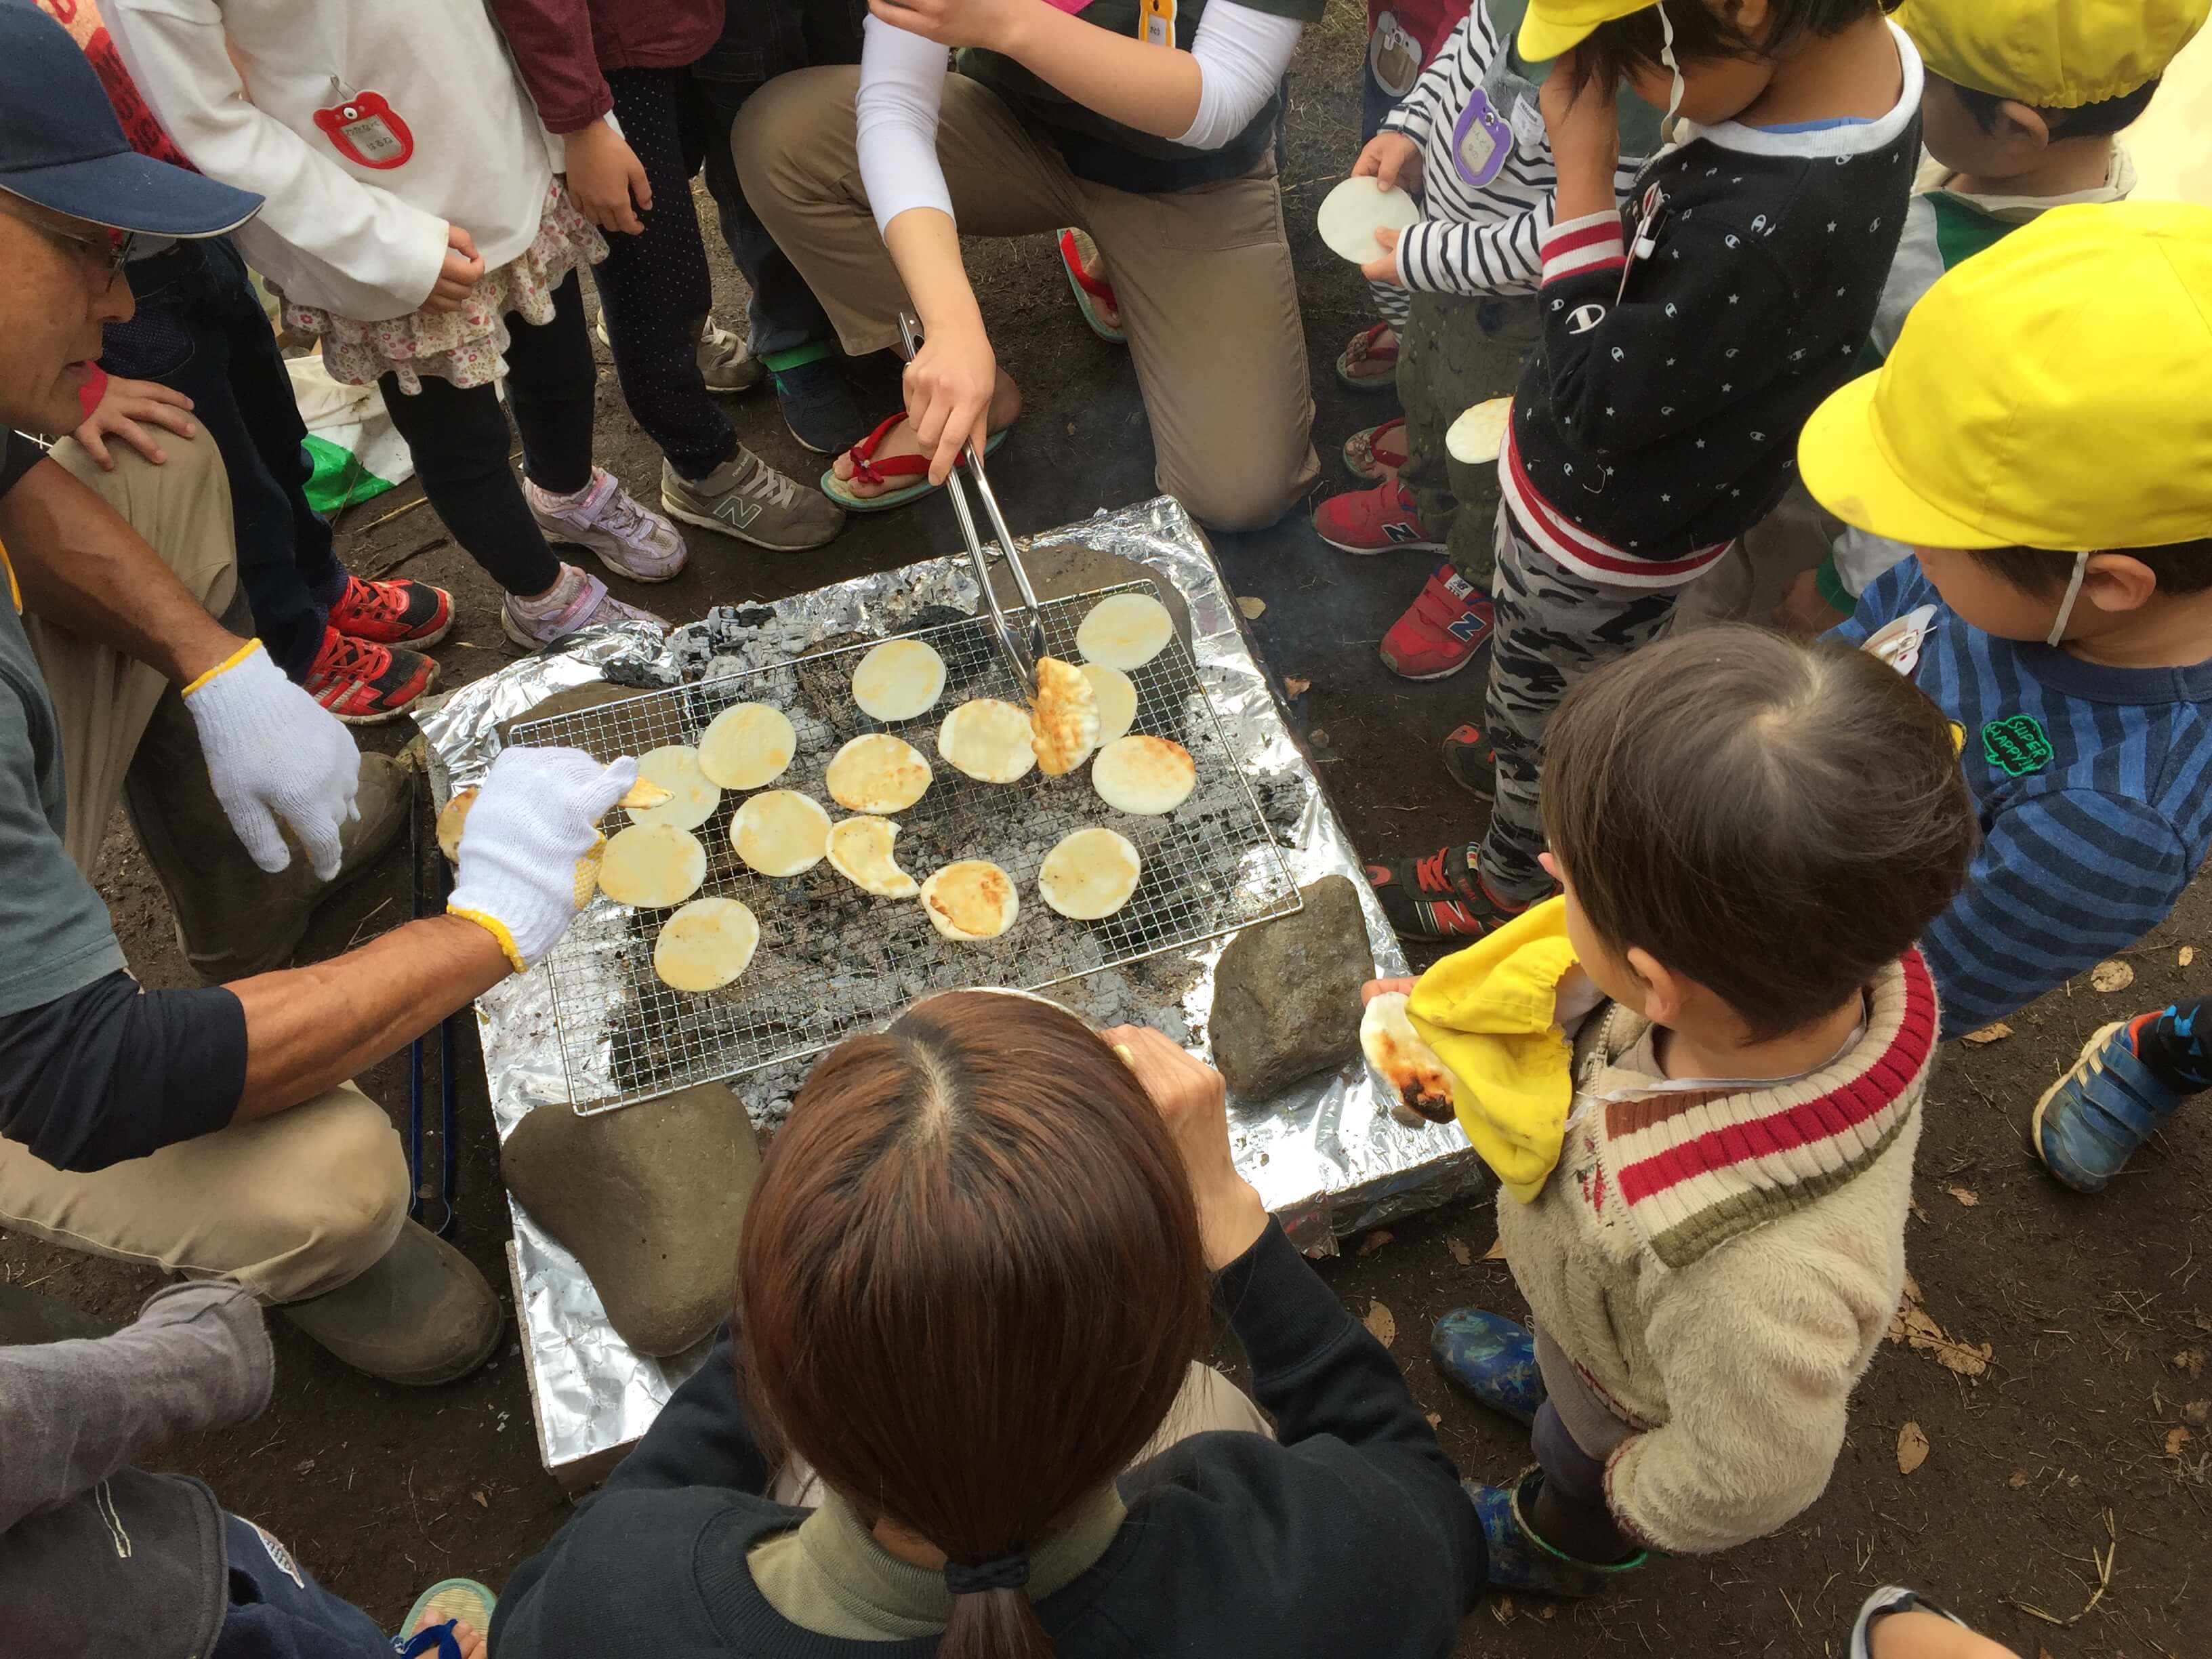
[1501,30,1923,583]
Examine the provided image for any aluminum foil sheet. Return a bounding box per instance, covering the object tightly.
[416,495,1487,1473]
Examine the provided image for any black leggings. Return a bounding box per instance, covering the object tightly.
[375,269,596,598]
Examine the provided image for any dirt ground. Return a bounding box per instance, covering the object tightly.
[7,12,2209,1655]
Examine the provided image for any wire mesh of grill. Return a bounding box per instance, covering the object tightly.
[506,582,1303,1111]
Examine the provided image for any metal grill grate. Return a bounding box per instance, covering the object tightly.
[506,582,1301,1111]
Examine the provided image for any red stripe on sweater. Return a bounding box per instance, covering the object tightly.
[1615,952,1937,1206]
[1502,438,1734,579]
[1542,220,1626,260]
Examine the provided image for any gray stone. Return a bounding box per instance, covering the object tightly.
[1208,876,1376,1101]
[501,1082,761,1356]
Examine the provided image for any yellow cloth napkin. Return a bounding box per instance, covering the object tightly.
[1405,897,1581,1204]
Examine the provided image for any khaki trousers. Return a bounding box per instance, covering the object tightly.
[736,67,1320,533]
[0,433,408,1303]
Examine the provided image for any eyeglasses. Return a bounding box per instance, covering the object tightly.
[0,197,144,288]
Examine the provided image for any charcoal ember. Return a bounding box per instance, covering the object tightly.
[1208,876,1374,1101]
[603,653,683,691]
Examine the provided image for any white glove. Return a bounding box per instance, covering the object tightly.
[448,746,638,971]
[182,640,361,880]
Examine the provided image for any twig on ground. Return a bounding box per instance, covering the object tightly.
[2006,1509,2116,1628]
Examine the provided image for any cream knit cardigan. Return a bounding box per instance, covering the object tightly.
[1497,951,1938,1555]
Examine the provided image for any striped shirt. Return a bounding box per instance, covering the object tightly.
[1378,7,1647,298]
[1832,564,2212,1036]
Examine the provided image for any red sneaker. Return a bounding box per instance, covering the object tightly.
[1367,844,1540,943]
[1380,563,1494,680]
[1313,480,1443,556]
[304,628,438,724]
[329,573,453,648]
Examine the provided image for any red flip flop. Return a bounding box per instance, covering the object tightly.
[1058,228,1128,346]
[1336,321,1399,391]
[820,412,1011,514]
[1343,416,1409,482]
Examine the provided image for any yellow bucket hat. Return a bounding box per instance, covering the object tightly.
[1518,0,1661,62]
[1798,200,2212,554]
[1894,0,2208,108]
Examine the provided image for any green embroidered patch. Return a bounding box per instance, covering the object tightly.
[1982,714,2054,777]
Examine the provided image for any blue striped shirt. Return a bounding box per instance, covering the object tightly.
[1832,565,2212,1035]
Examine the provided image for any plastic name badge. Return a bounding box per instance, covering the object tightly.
[312,90,415,169]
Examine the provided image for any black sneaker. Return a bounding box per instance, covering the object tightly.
[1366,843,1546,942]
[774,356,869,455]
[1440,722,1496,799]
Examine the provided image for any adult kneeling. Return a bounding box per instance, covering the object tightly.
[737,0,1322,532]
[491,991,1484,1653]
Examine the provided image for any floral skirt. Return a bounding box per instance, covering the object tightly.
[281,182,607,394]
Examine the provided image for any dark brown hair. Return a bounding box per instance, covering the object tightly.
[1540,625,1977,1039]
[1967,538,2212,598]
[737,991,1210,1659]
[1572,0,1897,96]
[1947,77,2162,142]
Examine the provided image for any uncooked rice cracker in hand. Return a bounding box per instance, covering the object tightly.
[825,733,933,814]
[1445,396,1513,467]
[1091,734,1195,816]
[1076,592,1174,672]
[1360,992,1456,1127]
[436,776,671,863]
[825,815,920,897]
[598,821,709,909]
[851,636,947,722]
[1029,655,1100,777]
[920,859,1019,941]
[1080,663,1138,744]
[937,698,1038,784]
[732,790,832,877]
[698,703,796,791]
[653,896,760,991]
[630,745,722,830]
[1038,827,1142,920]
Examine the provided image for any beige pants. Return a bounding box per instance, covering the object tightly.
[0,433,408,1303]
[769,1360,1271,1507]
[736,68,1320,533]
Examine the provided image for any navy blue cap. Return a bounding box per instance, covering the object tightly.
[0,0,260,237]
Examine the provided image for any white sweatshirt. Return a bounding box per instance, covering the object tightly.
[106,0,562,321]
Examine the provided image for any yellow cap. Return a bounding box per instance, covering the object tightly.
[1799,200,2212,554]
[1518,0,1660,62]
[1895,0,2208,108]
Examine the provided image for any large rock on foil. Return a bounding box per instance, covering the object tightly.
[1208,876,1376,1101]
[501,1082,760,1356]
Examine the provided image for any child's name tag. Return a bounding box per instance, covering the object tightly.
[1138,0,1175,45]
[1451,90,1511,188]
[312,90,415,170]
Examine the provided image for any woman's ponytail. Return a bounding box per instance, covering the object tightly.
[941,1578,1056,1659]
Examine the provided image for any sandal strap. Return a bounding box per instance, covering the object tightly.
[845,411,930,487]
[395,1617,463,1659]
[1346,321,1400,366]
[1057,229,1119,305]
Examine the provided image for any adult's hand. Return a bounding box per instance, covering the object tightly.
[562,119,651,236]
[1103,1025,1269,1271]
[425,225,485,314]
[73,376,198,470]
[182,641,363,880]
[868,0,1025,54]
[447,747,639,972]
[903,316,998,486]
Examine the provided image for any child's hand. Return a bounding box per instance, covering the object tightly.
[1362,977,1418,1004]
[563,119,652,237]
[1361,226,1406,287]
[901,316,998,485]
[1103,1024,1269,1272]
[1771,569,1850,636]
[1353,131,1422,194]
[73,376,197,470]
[426,226,485,315]
[1539,51,1622,220]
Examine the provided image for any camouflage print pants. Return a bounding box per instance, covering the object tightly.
[1397,293,1543,590]
[1475,507,1680,901]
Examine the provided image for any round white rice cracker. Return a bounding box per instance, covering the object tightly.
[697,702,797,791]
[1445,396,1513,466]
[920,859,1019,941]
[1029,655,1100,777]
[1076,592,1174,672]
[851,636,947,722]
[1038,827,1143,920]
[1080,663,1137,745]
[824,733,933,814]
[629,745,722,831]
[598,821,709,909]
[1360,991,1456,1127]
[825,815,920,898]
[1315,176,1422,265]
[937,697,1038,783]
[653,897,761,991]
[732,790,832,878]
[1091,735,1196,816]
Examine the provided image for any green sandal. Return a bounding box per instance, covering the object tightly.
[396,1577,495,1658]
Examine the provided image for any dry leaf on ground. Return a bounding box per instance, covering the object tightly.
[2166,1427,2195,1458]
[472,1490,489,1509]
[1889,1283,1994,1378]
[1237,596,1267,619]
[2182,1399,2210,1426]
[2091,959,2136,993]
[2182,946,2196,967]
[1898,1421,1930,1474]
[1491,1596,1516,1624]
[2008,1469,2029,1489]
[1483,1237,1509,1261]
[1960,1022,2013,1046]
[1284,675,1311,697]
[1446,1237,1472,1267]
[1425,1412,1441,1429]
[1364,1300,1397,1347]
[1946,1185,1981,1208]
[2175,1349,2207,1378]
[1357,1229,1394,1256]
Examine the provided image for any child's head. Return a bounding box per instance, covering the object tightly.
[739,991,1208,1654]
[1538,627,1976,1043]
[1799,200,2212,652]
[1900,0,2205,180]
[1525,0,1896,123]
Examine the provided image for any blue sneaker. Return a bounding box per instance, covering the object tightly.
[1432,1309,1547,1424]
[773,356,869,456]
[2033,1020,2192,1193]
[1464,1473,1646,1598]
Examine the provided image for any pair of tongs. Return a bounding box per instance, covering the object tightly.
[895,314,1047,701]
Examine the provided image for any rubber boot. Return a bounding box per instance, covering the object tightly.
[1465,1470,1648,1597]
[1432,1309,1547,1424]
[121,682,409,983]
[278,1220,502,1386]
